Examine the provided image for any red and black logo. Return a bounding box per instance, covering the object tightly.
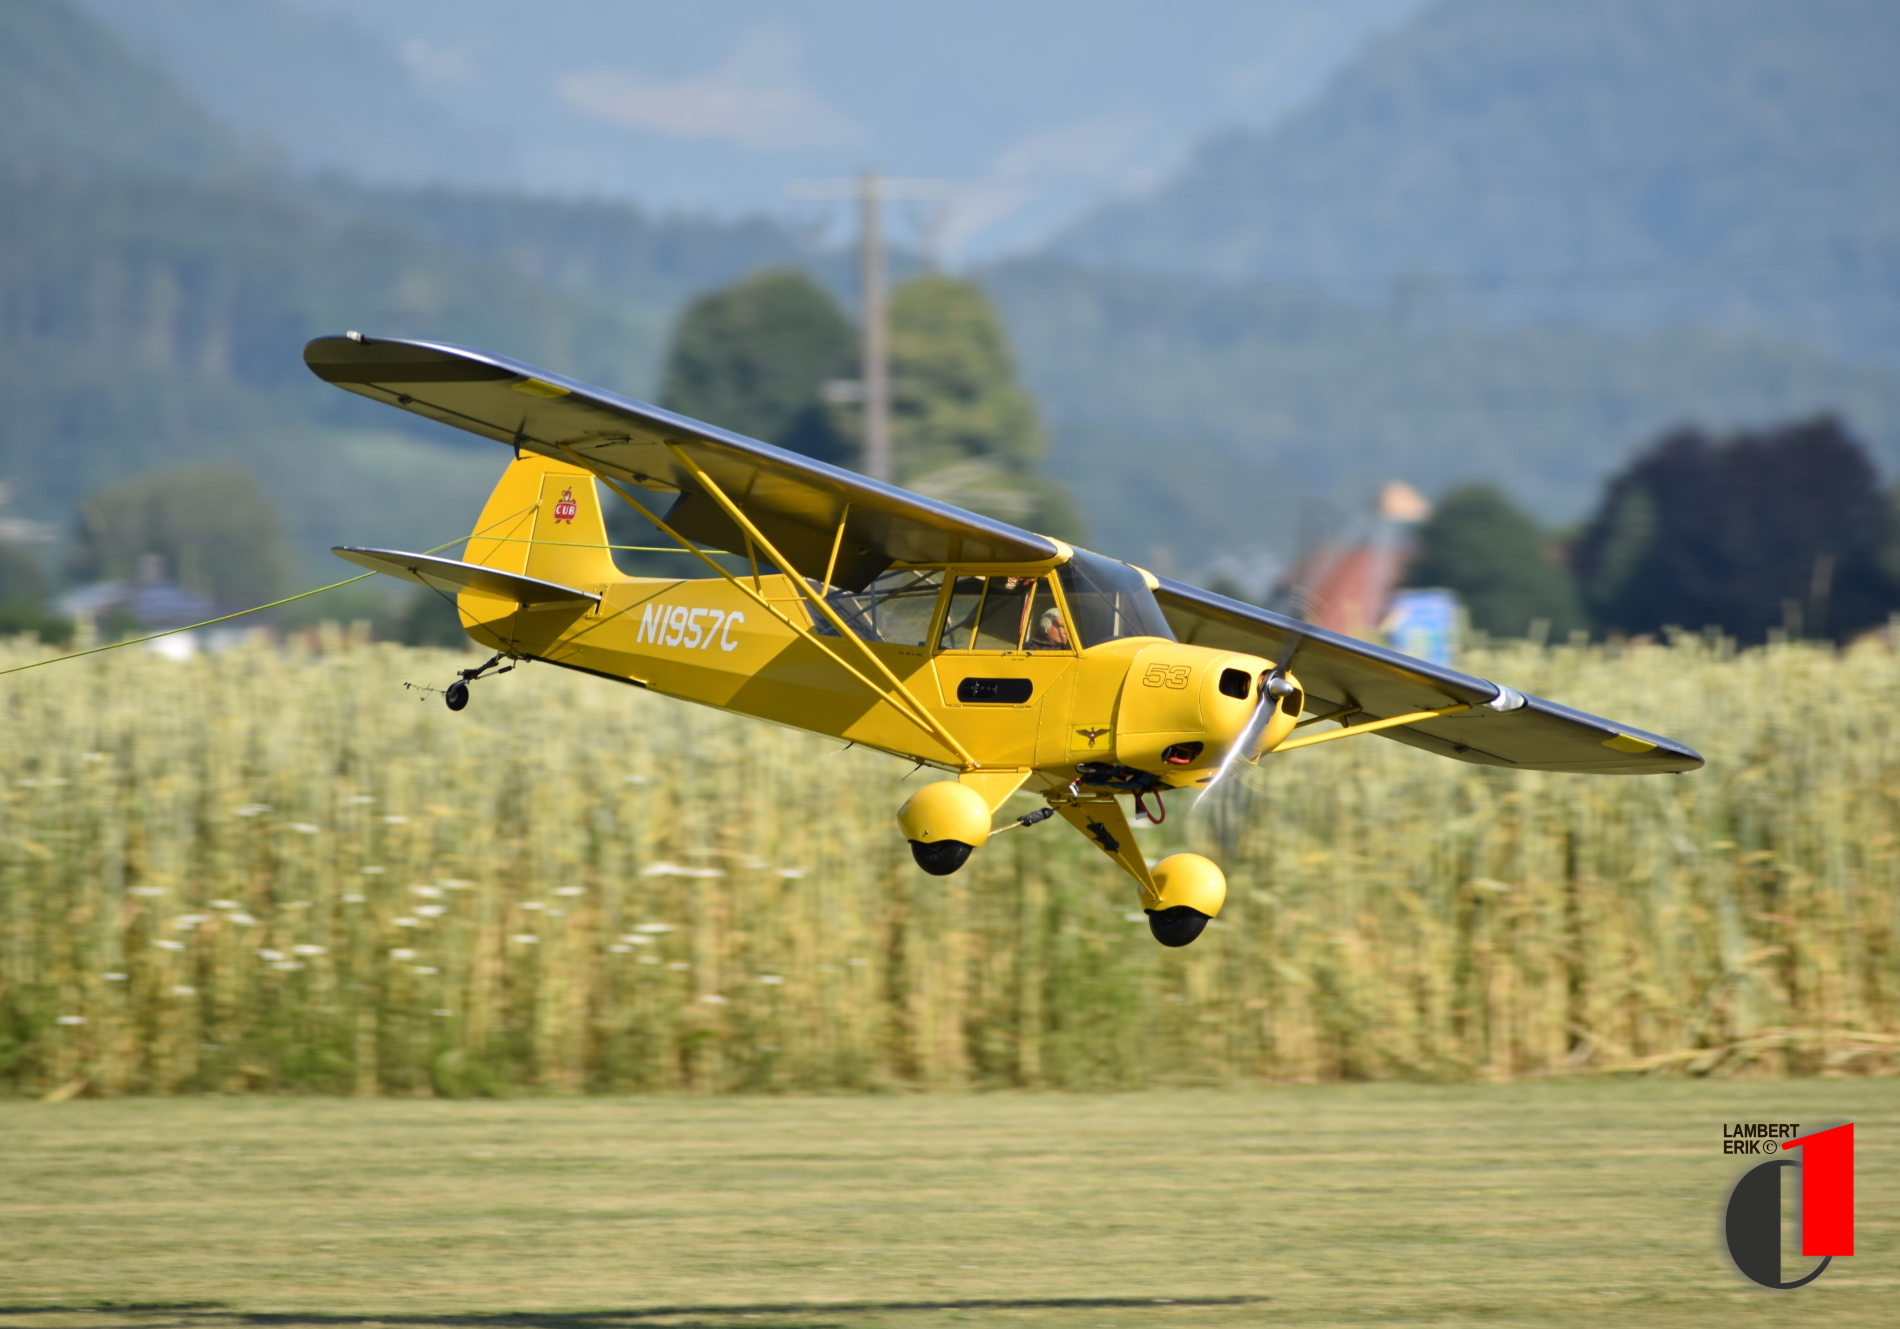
[1722,1123,1853,1289]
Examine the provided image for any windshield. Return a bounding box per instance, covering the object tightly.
[1056,551,1174,647]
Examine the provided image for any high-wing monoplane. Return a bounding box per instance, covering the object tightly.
[306,334,1702,947]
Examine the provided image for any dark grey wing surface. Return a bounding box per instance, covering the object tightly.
[305,335,1058,590]
[1154,579,1703,774]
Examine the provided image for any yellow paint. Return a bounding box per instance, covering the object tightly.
[898,781,993,847]
[1050,796,1155,896]
[1150,853,1227,917]
[1603,733,1659,754]
[354,451,1475,917]
[510,378,571,398]
[957,768,1034,815]
[1115,643,1262,781]
[665,445,977,768]
[1271,703,1472,754]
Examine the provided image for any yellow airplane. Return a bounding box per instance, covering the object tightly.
[307,334,1702,948]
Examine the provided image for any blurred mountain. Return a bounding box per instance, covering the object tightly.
[71,0,516,188]
[1051,0,1900,364]
[73,0,1428,262]
[0,172,666,541]
[0,0,254,178]
[11,0,1900,596]
[315,183,811,317]
[983,261,1900,569]
[0,0,811,582]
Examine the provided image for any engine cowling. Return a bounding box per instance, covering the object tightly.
[1114,644,1300,783]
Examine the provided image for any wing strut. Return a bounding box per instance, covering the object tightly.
[1269,702,1473,754]
[663,445,980,768]
[562,445,979,769]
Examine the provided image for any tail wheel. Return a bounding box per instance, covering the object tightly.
[445,679,470,711]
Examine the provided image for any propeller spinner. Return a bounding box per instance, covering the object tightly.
[1199,628,1305,802]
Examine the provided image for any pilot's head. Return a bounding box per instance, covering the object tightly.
[1038,608,1069,646]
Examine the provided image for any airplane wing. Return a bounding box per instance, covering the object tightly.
[333,547,600,608]
[304,335,1059,591]
[1154,579,1703,774]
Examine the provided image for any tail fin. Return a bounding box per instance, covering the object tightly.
[465,454,620,587]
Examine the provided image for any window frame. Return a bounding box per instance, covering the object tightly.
[929,569,1079,656]
[810,567,951,649]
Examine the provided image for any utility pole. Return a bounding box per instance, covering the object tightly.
[858,170,891,484]
[789,172,951,487]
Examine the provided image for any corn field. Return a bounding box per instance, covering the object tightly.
[1,630,1896,1097]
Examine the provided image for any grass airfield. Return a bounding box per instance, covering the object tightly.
[0,1082,1892,1328]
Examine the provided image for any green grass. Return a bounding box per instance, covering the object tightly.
[0,1082,1893,1327]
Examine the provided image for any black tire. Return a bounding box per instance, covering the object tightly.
[445,679,470,712]
[909,839,974,876]
[1147,905,1210,948]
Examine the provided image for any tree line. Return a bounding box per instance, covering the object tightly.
[6,249,1896,650]
[0,264,1076,645]
[1406,416,1900,645]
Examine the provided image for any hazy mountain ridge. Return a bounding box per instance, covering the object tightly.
[0,1,812,575]
[312,183,819,321]
[0,0,257,179]
[0,170,670,539]
[984,260,1900,566]
[71,0,515,189]
[1052,0,1900,364]
[9,0,1900,590]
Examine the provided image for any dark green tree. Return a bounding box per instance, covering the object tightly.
[658,269,857,463]
[1880,483,1900,588]
[0,539,64,639]
[887,275,1081,541]
[1405,485,1585,638]
[1574,417,1898,643]
[68,466,296,608]
[654,269,1081,541]
[377,588,469,647]
[0,540,46,608]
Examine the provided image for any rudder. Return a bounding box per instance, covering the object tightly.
[465,455,620,588]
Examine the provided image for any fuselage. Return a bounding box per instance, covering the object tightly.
[458,569,1287,797]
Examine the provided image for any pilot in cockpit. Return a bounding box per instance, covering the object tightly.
[1026,605,1070,651]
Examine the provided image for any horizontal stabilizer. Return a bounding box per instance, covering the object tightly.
[332,547,601,608]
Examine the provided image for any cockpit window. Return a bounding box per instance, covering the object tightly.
[938,576,1071,652]
[973,578,1037,651]
[814,569,943,646]
[1056,551,1175,647]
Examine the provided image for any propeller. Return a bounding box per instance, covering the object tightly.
[1198,625,1304,803]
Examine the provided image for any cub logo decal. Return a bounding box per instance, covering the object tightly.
[552,487,579,524]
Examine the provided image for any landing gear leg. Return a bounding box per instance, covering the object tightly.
[443,653,514,712]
